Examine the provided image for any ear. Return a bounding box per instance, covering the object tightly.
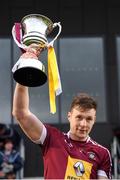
[67,111,71,122]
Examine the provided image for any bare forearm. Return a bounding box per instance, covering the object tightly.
[13,83,29,116]
[12,83,44,141]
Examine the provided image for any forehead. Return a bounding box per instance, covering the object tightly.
[5,141,13,145]
[71,107,96,116]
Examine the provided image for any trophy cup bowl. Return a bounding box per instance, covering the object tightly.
[12,14,56,87]
[21,14,53,46]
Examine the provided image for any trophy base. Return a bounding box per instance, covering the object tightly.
[12,58,47,87]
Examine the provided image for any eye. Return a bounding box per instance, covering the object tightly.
[76,115,83,121]
[86,117,93,122]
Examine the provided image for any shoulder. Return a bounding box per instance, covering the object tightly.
[0,151,4,157]
[45,124,63,137]
[89,138,111,158]
[41,124,66,154]
[42,124,65,146]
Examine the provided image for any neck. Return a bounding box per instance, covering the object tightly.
[68,131,89,142]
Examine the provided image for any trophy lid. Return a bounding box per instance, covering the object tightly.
[21,14,54,35]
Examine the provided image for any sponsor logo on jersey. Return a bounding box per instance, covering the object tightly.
[64,156,93,179]
[73,161,85,176]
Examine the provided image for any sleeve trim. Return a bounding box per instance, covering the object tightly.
[32,125,47,144]
[97,170,108,178]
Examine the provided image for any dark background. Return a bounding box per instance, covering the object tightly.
[0,0,120,177]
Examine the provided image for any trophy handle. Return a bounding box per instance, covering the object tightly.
[12,25,28,50]
[47,22,62,47]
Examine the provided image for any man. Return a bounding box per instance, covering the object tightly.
[12,84,112,179]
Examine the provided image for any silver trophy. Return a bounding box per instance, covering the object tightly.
[12,14,62,87]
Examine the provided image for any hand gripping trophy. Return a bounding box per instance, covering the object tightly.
[12,14,62,113]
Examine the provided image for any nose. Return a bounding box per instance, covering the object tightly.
[80,119,87,127]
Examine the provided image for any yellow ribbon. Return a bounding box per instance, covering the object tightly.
[48,46,62,114]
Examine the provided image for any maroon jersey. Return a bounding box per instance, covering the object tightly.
[40,124,112,179]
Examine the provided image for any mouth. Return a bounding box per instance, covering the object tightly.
[77,129,87,134]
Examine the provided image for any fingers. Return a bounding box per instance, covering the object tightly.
[25,43,42,57]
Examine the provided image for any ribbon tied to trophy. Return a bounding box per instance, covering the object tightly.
[12,14,62,114]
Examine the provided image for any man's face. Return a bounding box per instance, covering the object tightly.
[68,107,96,141]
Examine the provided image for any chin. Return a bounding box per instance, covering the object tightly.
[77,134,87,140]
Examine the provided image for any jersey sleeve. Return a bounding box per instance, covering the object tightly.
[98,148,112,179]
[39,124,61,156]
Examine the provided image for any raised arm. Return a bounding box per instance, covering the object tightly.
[12,83,44,142]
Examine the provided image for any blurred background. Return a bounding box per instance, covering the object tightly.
[0,0,120,178]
